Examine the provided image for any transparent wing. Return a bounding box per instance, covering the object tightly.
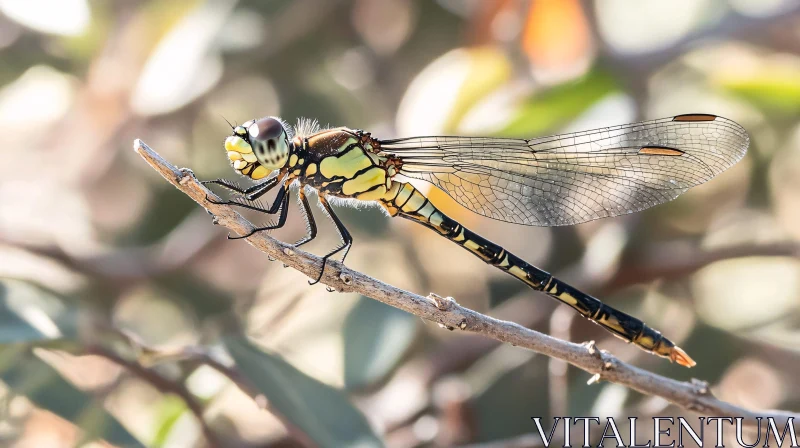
[378,114,749,226]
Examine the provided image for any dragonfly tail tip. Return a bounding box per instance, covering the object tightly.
[671,346,696,368]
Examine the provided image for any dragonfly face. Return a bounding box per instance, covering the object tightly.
[223,117,291,181]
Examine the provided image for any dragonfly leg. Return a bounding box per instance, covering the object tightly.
[208,177,286,215]
[309,195,352,285]
[202,178,249,195]
[228,185,290,240]
[292,188,318,248]
[202,175,279,196]
[204,176,281,210]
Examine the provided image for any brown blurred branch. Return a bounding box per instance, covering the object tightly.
[86,347,224,448]
[589,2,800,75]
[133,139,800,429]
[604,241,800,293]
[7,209,222,283]
[108,327,316,448]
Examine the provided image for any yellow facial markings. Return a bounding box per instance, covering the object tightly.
[225,136,252,154]
[401,192,425,213]
[342,167,386,196]
[319,147,373,179]
[289,154,298,167]
[227,151,242,161]
[242,152,258,163]
[233,160,248,170]
[305,163,317,176]
[251,166,268,180]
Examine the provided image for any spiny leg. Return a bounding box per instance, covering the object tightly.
[202,178,251,195]
[310,195,353,285]
[204,175,282,208]
[207,177,286,215]
[219,182,288,216]
[293,188,318,248]
[228,185,291,240]
[202,174,278,196]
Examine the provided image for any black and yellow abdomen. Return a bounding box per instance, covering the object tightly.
[378,181,694,366]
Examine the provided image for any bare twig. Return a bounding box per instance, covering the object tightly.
[604,241,800,293]
[87,347,224,448]
[107,327,316,448]
[133,139,799,428]
[5,209,221,283]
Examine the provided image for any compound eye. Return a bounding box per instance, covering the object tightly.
[248,117,290,169]
[249,117,285,142]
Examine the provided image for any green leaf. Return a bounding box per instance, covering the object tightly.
[224,335,383,448]
[343,296,417,389]
[0,347,143,447]
[152,395,189,448]
[0,279,78,344]
[717,72,800,114]
[445,47,513,132]
[498,68,619,137]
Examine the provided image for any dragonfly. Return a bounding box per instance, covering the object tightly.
[202,113,749,367]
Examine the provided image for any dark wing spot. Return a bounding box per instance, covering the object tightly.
[638,145,685,156]
[672,114,716,122]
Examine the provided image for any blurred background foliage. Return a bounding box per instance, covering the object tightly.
[0,0,798,447]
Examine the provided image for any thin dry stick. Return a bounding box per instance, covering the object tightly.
[87,347,223,448]
[134,139,798,428]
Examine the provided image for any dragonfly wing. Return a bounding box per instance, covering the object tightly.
[378,115,749,226]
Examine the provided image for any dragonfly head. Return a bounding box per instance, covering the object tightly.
[223,116,291,180]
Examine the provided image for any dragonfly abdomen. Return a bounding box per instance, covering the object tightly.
[381,182,695,367]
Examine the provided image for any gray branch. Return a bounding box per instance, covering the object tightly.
[133,139,798,428]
